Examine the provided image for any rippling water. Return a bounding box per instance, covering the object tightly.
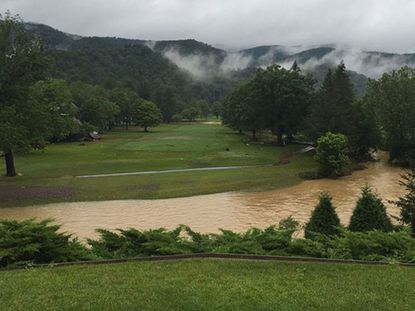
[0,157,405,239]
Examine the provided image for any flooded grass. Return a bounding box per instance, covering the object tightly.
[0,123,315,207]
[0,157,404,239]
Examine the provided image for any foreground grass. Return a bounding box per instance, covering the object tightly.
[0,123,316,207]
[1,259,414,310]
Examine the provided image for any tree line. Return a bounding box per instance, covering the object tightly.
[222,61,415,166]
[0,14,165,176]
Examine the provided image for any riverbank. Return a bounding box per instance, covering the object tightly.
[2,259,415,310]
[0,158,403,239]
[0,123,316,207]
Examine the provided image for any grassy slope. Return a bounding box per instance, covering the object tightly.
[0,123,316,207]
[1,259,414,310]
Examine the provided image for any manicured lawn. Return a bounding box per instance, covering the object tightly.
[1,259,414,310]
[0,123,316,207]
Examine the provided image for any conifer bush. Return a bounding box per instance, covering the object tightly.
[394,165,415,235]
[304,192,341,239]
[349,186,393,232]
[0,219,91,267]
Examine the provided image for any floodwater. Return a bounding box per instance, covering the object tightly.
[0,156,406,239]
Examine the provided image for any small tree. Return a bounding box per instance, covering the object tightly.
[197,100,210,120]
[211,101,221,119]
[305,192,341,239]
[394,165,415,235]
[315,132,351,177]
[181,107,200,122]
[349,186,393,232]
[132,99,162,132]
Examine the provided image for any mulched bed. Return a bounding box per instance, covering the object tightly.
[0,186,73,202]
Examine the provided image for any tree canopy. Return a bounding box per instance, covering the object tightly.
[222,64,315,144]
[308,63,379,159]
[0,13,48,176]
[314,132,351,177]
[132,99,162,132]
[365,67,415,163]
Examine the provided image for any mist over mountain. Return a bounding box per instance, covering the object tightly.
[25,22,415,98]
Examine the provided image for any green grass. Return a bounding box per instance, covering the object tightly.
[1,259,414,310]
[0,123,316,207]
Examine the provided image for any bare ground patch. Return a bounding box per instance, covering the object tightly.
[0,185,74,202]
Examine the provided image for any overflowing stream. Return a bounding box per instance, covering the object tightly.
[0,157,405,239]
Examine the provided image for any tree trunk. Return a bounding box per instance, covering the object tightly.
[252,129,257,141]
[287,133,294,144]
[411,212,415,237]
[144,126,148,132]
[4,149,17,177]
[239,129,242,134]
[277,132,284,146]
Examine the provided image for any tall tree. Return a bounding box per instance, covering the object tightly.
[69,82,120,131]
[155,86,180,123]
[0,12,48,176]
[222,64,314,143]
[365,67,415,163]
[109,88,139,130]
[221,82,264,139]
[308,62,378,159]
[251,64,315,145]
[30,79,79,141]
[309,63,355,135]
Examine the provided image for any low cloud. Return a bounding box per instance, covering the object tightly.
[161,48,253,79]
[284,47,415,78]
[161,44,415,80]
[220,53,253,72]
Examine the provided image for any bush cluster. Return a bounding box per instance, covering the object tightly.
[87,224,415,263]
[1,219,415,268]
[0,219,92,267]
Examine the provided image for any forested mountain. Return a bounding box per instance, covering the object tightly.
[25,22,415,103]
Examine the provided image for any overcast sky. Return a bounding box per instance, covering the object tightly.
[1,0,415,53]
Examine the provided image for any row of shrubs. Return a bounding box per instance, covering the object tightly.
[1,185,412,267]
[305,185,393,239]
[1,219,414,267]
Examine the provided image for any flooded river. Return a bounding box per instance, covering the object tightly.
[0,158,406,239]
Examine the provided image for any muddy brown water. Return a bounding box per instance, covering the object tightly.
[0,157,406,240]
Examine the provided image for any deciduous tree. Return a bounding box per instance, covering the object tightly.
[315,132,351,177]
[0,12,48,176]
[132,99,162,132]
